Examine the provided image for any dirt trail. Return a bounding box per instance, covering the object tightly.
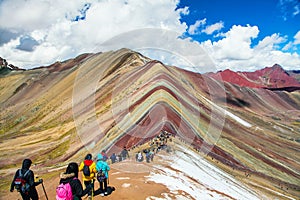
[4,149,172,200]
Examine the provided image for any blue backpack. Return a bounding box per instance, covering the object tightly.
[14,170,30,194]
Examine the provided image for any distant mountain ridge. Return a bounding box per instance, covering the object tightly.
[2,55,300,90]
[206,64,300,91]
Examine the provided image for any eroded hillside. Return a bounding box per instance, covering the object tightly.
[1,48,300,198]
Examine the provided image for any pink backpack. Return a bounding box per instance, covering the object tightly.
[56,178,76,200]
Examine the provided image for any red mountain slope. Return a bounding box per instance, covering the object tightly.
[207,64,300,90]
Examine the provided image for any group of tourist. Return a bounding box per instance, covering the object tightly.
[9,149,119,199]
[9,131,174,199]
[108,147,130,164]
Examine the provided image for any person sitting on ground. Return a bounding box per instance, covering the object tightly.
[95,154,110,196]
[10,158,43,200]
[59,162,90,200]
[79,154,97,199]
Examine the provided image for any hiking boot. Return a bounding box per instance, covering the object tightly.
[100,193,104,197]
[104,191,108,195]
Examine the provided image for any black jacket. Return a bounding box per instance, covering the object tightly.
[11,159,40,192]
[59,172,89,200]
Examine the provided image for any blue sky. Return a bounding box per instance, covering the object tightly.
[0,0,299,72]
[177,0,300,52]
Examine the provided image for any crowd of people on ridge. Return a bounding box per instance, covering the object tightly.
[9,130,174,199]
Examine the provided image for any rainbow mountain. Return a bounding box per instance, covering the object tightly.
[1,48,300,199]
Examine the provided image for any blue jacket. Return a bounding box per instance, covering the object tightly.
[96,154,110,178]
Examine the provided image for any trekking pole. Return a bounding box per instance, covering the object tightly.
[91,179,94,200]
[36,176,48,200]
[41,182,49,200]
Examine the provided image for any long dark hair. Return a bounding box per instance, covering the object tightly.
[66,162,79,178]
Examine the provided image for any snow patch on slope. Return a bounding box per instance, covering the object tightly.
[214,102,252,127]
[147,145,260,200]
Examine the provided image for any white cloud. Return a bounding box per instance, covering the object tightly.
[201,25,300,71]
[293,5,300,16]
[0,0,299,72]
[281,31,300,51]
[255,33,287,51]
[282,41,293,51]
[0,0,86,31]
[201,21,224,35]
[188,20,224,35]
[203,25,259,61]
[278,0,300,20]
[294,30,300,45]
[188,18,206,35]
[0,0,189,68]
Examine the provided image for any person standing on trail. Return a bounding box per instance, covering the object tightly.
[136,151,144,162]
[96,154,110,196]
[101,150,108,161]
[58,162,90,200]
[79,154,97,199]
[10,158,43,200]
[110,153,117,164]
[121,146,130,160]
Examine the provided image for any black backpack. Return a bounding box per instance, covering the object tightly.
[83,164,90,176]
[14,169,30,194]
[97,169,106,182]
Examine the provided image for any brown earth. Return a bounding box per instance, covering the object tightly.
[3,138,300,200]
[3,158,171,200]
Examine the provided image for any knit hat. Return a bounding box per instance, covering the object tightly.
[97,153,103,161]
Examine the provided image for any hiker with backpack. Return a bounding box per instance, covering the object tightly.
[95,153,110,197]
[79,154,97,199]
[101,150,108,161]
[57,162,91,200]
[110,153,117,164]
[10,158,43,200]
[136,151,144,162]
[121,146,130,160]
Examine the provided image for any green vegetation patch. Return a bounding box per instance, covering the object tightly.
[36,140,70,163]
[0,67,11,75]
[21,136,52,147]
[30,129,74,164]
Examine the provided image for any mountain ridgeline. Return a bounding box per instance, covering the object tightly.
[0,49,300,198]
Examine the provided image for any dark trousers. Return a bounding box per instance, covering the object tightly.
[98,178,108,193]
[20,188,38,200]
[84,180,94,196]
